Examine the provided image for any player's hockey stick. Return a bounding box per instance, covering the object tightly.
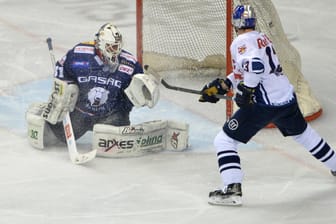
[46,37,97,164]
[144,65,232,100]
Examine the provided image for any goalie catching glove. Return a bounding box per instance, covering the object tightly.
[125,73,160,108]
[199,78,231,103]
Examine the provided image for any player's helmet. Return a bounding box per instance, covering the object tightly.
[232,5,256,29]
[95,22,123,66]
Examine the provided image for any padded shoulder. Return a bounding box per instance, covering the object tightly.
[80,41,96,46]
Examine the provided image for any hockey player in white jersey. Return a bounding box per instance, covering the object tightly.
[199,5,336,206]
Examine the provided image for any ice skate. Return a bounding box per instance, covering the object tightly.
[208,183,242,206]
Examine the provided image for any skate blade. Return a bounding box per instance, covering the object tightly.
[208,196,242,206]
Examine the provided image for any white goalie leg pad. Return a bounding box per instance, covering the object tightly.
[165,120,189,151]
[42,78,79,124]
[26,103,46,149]
[125,73,160,108]
[26,102,58,149]
[92,120,189,157]
[93,120,167,157]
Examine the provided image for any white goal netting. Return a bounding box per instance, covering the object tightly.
[139,0,322,120]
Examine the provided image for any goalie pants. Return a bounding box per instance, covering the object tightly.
[48,108,130,143]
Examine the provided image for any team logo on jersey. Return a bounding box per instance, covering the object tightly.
[228,119,239,130]
[238,44,247,54]
[74,46,95,54]
[72,61,89,68]
[118,64,134,75]
[88,87,109,107]
[78,76,121,88]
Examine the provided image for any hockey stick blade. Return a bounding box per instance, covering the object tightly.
[71,150,97,165]
[63,112,97,164]
[46,37,96,164]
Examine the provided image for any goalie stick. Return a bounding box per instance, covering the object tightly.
[46,37,97,165]
[144,65,232,100]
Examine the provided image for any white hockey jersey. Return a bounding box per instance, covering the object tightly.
[228,31,295,106]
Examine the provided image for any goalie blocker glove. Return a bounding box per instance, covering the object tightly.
[199,78,231,103]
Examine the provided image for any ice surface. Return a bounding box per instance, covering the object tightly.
[0,0,336,223]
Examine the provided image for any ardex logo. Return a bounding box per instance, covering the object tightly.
[98,135,164,152]
[98,139,134,152]
[64,124,72,139]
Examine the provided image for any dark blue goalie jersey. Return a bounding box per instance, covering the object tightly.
[54,41,143,117]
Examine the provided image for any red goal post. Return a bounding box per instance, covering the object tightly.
[136,0,322,123]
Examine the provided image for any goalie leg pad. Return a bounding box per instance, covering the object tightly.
[166,120,189,151]
[92,120,189,157]
[93,120,167,157]
[26,103,58,149]
[42,78,79,124]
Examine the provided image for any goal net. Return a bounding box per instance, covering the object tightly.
[136,0,322,122]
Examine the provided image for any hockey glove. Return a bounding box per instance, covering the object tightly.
[199,78,230,103]
[42,78,79,124]
[235,82,255,108]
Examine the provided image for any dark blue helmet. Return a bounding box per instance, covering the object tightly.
[232,5,256,29]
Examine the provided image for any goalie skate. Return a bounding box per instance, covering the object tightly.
[208,183,242,206]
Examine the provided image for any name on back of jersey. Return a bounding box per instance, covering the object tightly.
[257,34,272,49]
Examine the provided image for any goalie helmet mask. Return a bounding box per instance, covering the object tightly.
[232,5,256,29]
[95,23,123,69]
